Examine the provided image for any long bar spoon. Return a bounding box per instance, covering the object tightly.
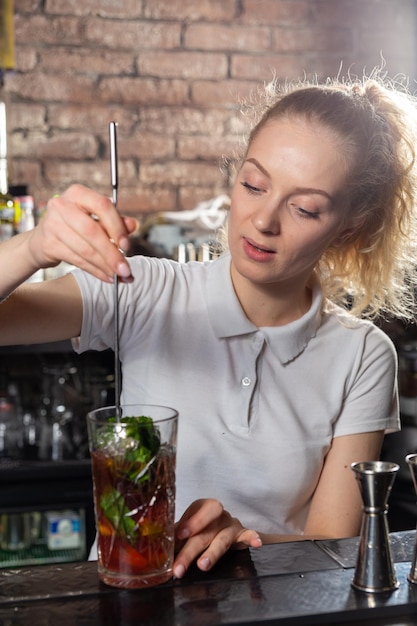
[109,121,121,420]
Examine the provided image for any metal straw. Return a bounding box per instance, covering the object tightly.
[109,121,121,419]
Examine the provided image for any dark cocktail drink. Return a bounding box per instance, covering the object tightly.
[87,405,177,588]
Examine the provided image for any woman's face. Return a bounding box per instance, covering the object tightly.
[228,116,352,294]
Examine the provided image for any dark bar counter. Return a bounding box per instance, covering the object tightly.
[2,531,417,625]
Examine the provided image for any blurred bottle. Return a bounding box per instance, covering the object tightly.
[16,195,35,232]
[0,100,19,241]
[0,393,23,460]
[22,411,39,460]
[0,513,32,551]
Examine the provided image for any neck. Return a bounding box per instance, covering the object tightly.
[230,265,312,327]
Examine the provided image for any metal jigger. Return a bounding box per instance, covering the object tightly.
[405,453,417,584]
[351,460,400,593]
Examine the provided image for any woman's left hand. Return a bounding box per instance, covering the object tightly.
[173,498,262,579]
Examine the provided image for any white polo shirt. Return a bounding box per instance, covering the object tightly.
[73,252,399,537]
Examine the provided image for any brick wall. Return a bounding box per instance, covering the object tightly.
[5,0,417,216]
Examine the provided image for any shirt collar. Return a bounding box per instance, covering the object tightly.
[205,252,323,364]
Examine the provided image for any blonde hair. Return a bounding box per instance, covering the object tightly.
[234,72,417,321]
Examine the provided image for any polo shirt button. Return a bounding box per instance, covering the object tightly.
[241,377,251,387]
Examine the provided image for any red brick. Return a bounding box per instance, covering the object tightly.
[191,80,259,107]
[272,26,353,54]
[45,159,136,188]
[143,0,236,21]
[15,15,83,45]
[185,23,271,52]
[119,133,176,161]
[48,105,138,131]
[38,49,135,76]
[231,54,308,81]
[309,0,363,27]
[9,160,42,195]
[98,78,189,106]
[10,0,417,220]
[8,73,97,104]
[8,104,46,131]
[85,18,180,49]
[15,0,43,12]
[45,0,144,18]
[139,52,228,80]
[177,135,241,161]
[140,107,230,136]
[121,187,177,214]
[140,161,223,187]
[13,48,38,72]
[240,0,310,25]
[12,131,98,160]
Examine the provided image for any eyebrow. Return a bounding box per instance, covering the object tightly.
[244,157,335,203]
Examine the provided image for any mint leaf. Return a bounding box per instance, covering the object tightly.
[100,488,136,541]
[118,415,161,483]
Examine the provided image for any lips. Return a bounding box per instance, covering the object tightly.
[242,237,276,261]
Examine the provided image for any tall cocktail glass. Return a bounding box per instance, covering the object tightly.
[87,404,178,588]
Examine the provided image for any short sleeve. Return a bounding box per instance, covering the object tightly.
[333,325,400,437]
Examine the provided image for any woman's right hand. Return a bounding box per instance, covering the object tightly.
[27,184,138,283]
[173,499,262,579]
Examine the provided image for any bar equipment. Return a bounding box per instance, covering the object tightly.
[405,453,417,583]
[351,460,399,593]
[108,121,121,419]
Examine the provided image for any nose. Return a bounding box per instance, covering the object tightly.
[251,202,281,235]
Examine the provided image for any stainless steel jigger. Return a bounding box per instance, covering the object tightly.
[351,460,400,593]
[405,453,417,583]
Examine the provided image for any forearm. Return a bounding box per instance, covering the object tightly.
[0,273,83,346]
[0,230,46,301]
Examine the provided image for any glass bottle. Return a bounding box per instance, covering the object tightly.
[0,97,19,240]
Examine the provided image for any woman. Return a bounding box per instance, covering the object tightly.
[1,73,416,579]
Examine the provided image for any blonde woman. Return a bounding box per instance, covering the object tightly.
[1,72,417,579]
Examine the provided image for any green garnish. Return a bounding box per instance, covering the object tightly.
[118,415,161,483]
[100,488,136,541]
[98,415,163,542]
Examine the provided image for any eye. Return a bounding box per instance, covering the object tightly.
[241,181,263,195]
[289,201,320,220]
[297,207,320,220]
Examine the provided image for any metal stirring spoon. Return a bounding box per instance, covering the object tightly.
[109,121,121,420]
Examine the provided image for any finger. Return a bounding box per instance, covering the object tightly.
[233,528,263,550]
[176,499,224,540]
[47,196,132,280]
[173,533,213,579]
[61,247,131,284]
[196,526,262,573]
[123,216,140,235]
[173,521,239,578]
[173,514,254,579]
[60,184,130,252]
[38,212,130,282]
